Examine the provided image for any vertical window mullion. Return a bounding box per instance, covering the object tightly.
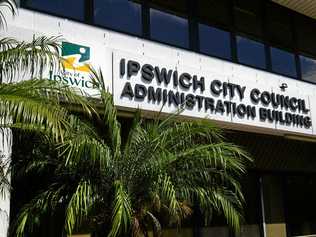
[142,0,150,39]
[188,0,198,51]
[292,13,302,80]
[262,0,272,71]
[85,0,94,24]
[229,0,238,63]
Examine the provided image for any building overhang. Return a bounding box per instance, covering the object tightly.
[272,0,316,19]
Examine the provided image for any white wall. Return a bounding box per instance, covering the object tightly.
[2,9,316,139]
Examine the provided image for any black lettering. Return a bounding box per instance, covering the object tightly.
[186,94,196,109]
[236,104,246,118]
[301,100,310,113]
[141,64,154,82]
[261,91,271,106]
[179,73,192,89]
[120,58,125,77]
[259,108,267,121]
[271,93,280,108]
[155,67,172,85]
[173,71,179,87]
[246,105,256,119]
[168,91,180,106]
[215,100,225,114]
[205,97,214,112]
[121,82,134,99]
[236,85,246,100]
[250,89,260,103]
[228,83,235,98]
[135,84,147,100]
[127,60,140,78]
[148,86,162,103]
[283,96,290,109]
[304,116,312,129]
[289,97,298,111]
[195,95,204,110]
[223,101,232,114]
[285,113,292,125]
[193,76,205,92]
[210,80,222,96]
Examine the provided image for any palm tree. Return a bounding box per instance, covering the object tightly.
[0,0,95,226]
[13,69,251,237]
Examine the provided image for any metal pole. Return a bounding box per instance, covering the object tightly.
[259,176,267,237]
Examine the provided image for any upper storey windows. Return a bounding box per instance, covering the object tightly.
[23,0,85,21]
[199,24,231,60]
[149,0,189,48]
[94,0,142,36]
[21,0,316,84]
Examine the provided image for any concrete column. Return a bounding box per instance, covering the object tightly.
[0,128,12,237]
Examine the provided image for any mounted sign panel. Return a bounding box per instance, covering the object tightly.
[113,51,315,136]
[5,9,316,137]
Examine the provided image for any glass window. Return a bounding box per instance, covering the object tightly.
[198,0,231,27]
[296,15,316,56]
[300,55,316,83]
[234,0,263,37]
[271,47,297,78]
[150,8,189,48]
[237,36,266,69]
[94,0,142,36]
[285,176,316,237]
[22,0,85,21]
[199,24,231,60]
[266,2,294,48]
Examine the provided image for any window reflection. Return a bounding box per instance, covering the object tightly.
[271,47,297,78]
[150,8,188,48]
[300,55,316,83]
[94,0,142,36]
[237,36,266,69]
[199,24,231,60]
[23,0,85,21]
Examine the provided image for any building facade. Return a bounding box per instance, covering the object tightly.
[3,0,316,237]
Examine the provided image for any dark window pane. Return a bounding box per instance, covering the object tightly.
[234,0,263,37]
[237,36,266,69]
[271,47,297,77]
[266,2,294,48]
[94,0,142,35]
[199,24,231,60]
[296,15,316,56]
[198,0,230,27]
[150,8,188,48]
[148,0,187,15]
[22,0,84,21]
[300,55,316,83]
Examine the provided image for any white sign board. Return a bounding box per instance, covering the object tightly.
[113,51,314,136]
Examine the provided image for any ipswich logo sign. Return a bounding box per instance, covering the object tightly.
[61,41,90,72]
[49,41,96,90]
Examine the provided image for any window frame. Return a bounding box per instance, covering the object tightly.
[20,0,316,85]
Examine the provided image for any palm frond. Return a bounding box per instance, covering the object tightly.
[108,180,132,237]
[146,211,162,237]
[14,187,64,237]
[89,67,121,158]
[0,36,63,82]
[65,180,93,235]
[57,115,111,169]
[0,79,96,141]
[0,0,16,28]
